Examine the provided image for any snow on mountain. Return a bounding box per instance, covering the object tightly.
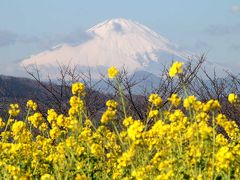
[21,18,191,76]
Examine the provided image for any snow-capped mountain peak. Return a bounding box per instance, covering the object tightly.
[21,18,190,75]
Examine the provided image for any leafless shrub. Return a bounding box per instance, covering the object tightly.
[22,54,240,127]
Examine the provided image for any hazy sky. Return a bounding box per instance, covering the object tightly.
[0,0,239,76]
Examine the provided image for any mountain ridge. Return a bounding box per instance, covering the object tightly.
[21,18,191,77]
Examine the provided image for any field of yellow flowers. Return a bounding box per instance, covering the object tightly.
[0,62,239,179]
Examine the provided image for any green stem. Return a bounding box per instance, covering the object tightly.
[212,112,216,179]
[25,108,31,123]
[111,121,124,146]
[4,115,12,132]
[117,80,127,119]
[144,104,154,131]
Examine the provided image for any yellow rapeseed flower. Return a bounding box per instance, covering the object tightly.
[49,126,61,139]
[8,104,20,117]
[106,99,118,109]
[168,93,181,107]
[40,174,54,180]
[127,120,144,141]
[101,109,117,123]
[169,61,184,77]
[123,116,134,127]
[28,112,44,128]
[11,121,26,135]
[0,117,5,128]
[26,100,37,111]
[149,93,162,106]
[228,93,238,104]
[183,95,197,110]
[72,82,85,96]
[47,109,58,124]
[90,143,103,156]
[108,66,119,79]
[148,110,159,118]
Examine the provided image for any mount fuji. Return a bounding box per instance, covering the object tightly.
[21,18,192,77]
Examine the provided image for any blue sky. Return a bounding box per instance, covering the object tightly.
[0,0,240,76]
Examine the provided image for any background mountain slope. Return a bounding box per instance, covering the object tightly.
[21,18,191,77]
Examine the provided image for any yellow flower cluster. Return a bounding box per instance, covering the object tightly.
[72,82,85,96]
[101,100,118,123]
[0,63,238,179]
[8,104,20,117]
[228,93,238,104]
[28,112,44,128]
[149,93,162,106]
[108,66,119,79]
[26,100,37,111]
[168,93,181,107]
[169,61,184,77]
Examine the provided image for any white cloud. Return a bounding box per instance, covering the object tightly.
[37,30,93,49]
[0,30,18,46]
[231,5,240,13]
[0,29,92,49]
[205,24,240,36]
